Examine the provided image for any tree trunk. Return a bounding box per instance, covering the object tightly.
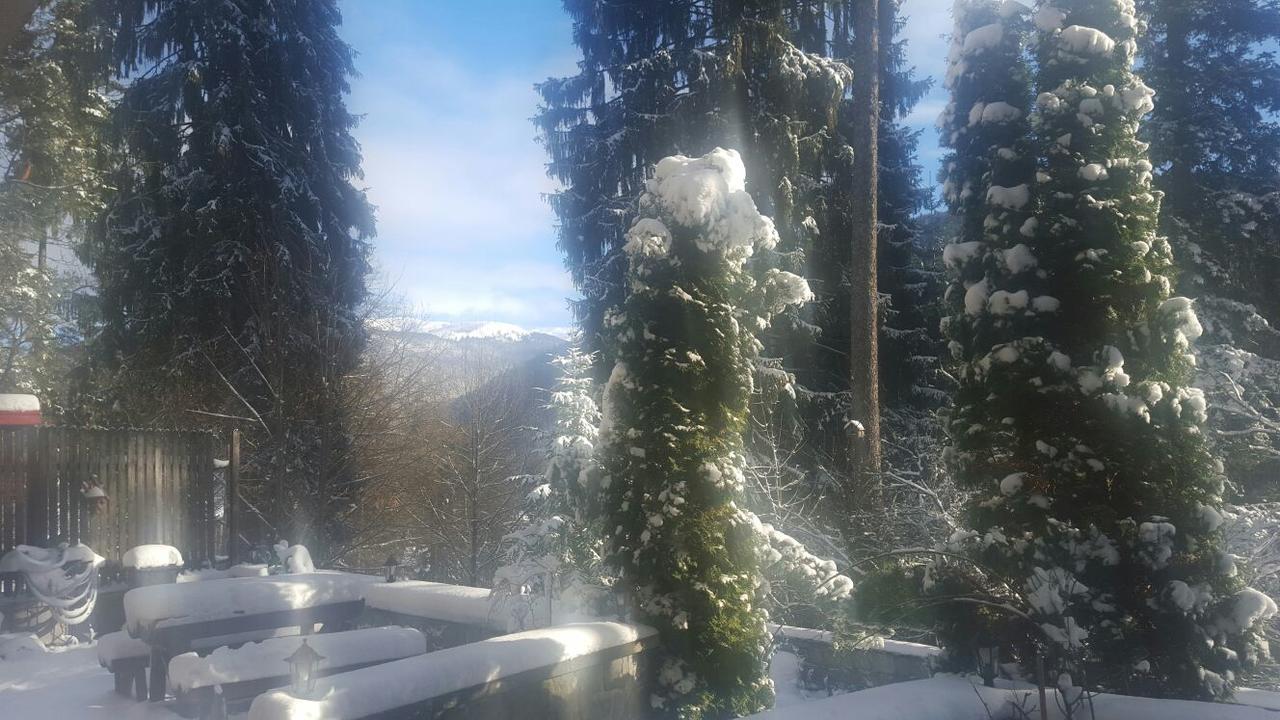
[848,0,882,487]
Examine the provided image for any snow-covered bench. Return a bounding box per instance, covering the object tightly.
[98,630,152,699]
[169,626,427,718]
[96,625,323,702]
[124,572,372,700]
[247,621,658,720]
[362,580,507,647]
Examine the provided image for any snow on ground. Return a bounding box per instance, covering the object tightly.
[748,674,1280,720]
[0,637,226,719]
[769,649,828,708]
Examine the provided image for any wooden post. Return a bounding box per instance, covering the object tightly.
[228,428,240,564]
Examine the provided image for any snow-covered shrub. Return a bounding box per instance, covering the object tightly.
[492,347,612,629]
[597,148,812,716]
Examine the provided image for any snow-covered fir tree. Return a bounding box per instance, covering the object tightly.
[88,0,374,562]
[492,346,612,629]
[538,0,849,376]
[899,0,1276,701]
[597,148,815,716]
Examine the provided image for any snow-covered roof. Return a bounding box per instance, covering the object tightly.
[247,622,656,720]
[0,394,39,412]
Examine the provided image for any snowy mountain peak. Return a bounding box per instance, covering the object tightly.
[368,317,571,342]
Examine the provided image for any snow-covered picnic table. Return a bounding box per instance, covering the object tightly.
[123,572,373,701]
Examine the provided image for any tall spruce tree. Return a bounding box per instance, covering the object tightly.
[88,0,373,562]
[1137,0,1280,497]
[928,0,1275,700]
[0,0,113,406]
[872,2,939,409]
[1136,0,1280,344]
[597,148,813,717]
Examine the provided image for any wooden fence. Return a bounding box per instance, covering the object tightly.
[0,427,220,594]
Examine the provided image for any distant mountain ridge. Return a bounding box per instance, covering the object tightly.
[368,317,573,343]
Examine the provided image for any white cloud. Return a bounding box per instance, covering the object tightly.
[347,37,580,326]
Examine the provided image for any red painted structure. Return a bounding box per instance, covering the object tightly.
[0,395,41,426]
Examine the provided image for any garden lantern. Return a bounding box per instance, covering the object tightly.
[384,553,399,583]
[83,478,109,515]
[286,639,324,693]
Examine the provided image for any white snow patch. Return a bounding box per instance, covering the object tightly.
[1059,25,1116,56]
[367,580,503,629]
[987,184,1031,210]
[122,544,183,569]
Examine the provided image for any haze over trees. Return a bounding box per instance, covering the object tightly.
[0,0,1277,715]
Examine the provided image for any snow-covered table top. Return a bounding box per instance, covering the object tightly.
[168,626,427,693]
[247,621,657,720]
[123,572,373,637]
[364,580,502,629]
[122,545,183,570]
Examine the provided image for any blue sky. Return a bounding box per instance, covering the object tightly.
[339,0,953,331]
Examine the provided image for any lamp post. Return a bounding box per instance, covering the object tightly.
[286,639,325,694]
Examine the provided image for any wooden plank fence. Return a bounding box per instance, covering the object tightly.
[0,427,219,594]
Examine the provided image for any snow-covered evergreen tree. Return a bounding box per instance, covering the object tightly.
[0,0,112,405]
[493,346,611,629]
[598,148,814,716]
[1136,0,1280,500]
[538,1,849,376]
[920,0,1276,700]
[88,0,373,562]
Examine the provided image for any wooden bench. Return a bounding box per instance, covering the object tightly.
[170,626,427,718]
[98,625,314,702]
[98,631,151,699]
[247,622,658,720]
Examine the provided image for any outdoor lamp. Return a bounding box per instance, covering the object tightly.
[384,553,399,583]
[286,639,325,693]
[82,477,109,515]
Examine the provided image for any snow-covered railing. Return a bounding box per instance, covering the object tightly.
[771,624,940,691]
[248,621,658,720]
[364,580,501,628]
